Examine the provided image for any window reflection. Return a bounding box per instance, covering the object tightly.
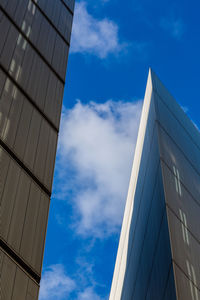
[179,209,189,246]
[186,260,199,300]
[173,166,182,196]
[173,167,199,299]
[0,1,36,141]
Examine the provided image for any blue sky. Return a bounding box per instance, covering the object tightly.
[39,1,200,299]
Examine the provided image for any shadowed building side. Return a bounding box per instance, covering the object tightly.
[0,0,75,299]
[109,69,200,300]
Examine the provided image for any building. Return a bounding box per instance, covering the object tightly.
[109,69,200,300]
[0,1,74,299]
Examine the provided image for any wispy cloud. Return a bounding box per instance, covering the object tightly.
[55,100,142,237]
[39,263,106,300]
[39,265,76,300]
[70,1,124,58]
[160,16,185,39]
[77,287,104,300]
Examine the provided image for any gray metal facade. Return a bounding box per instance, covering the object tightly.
[0,1,74,299]
[110,70,200,300]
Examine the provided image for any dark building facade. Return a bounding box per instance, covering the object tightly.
[109,70,200,300]
[0,0,74,299]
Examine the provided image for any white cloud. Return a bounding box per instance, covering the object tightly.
[39,265,76,300]
[77,287,104,300]
[56,100,142,237]
[70,2,123,58]
[39,263,106,300]
[160,16,185,39]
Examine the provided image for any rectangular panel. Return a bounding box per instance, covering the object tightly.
[1,251,16,300]
[0,147,10,202]
[0,23,18,70]
[23,109,42,171]
[13,0,29,27]
[20,182,41,266]
[34,118,50,183]
[157,124,200,206]
[8,171,31,252]
[3,0,18,17]
[12,267,29,299]
[155,93,200,172]
[31,192,49,273]
[0,68,6,93]
[0,250,40,300]
[30,9,43,45]
[0,13,10,56]
[3,86,24,148]
[152,72,200,150]
[26,280,39,300]
[1,156,21,241]
[13,98,33,159]
[173,263,200,300]
[43,127,58,190]
[0,78,13,141]
[161,161,200,243]
[167,208,200,289]
[63,0,75,11]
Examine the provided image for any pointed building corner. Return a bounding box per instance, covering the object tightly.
[110,70,200,300]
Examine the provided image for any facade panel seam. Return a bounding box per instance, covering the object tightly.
[0,6,66,84]
[0,64,59,133]
[0,138,51,197]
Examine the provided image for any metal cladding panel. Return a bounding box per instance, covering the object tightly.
[31,192,49,274]
[166,208,200,289]
[1,153,21,241]
[43,127,58,189]
[0,250,40,300]
[0,0,74,297]
[12,267,29,299]
[110,69,200,300]
[1,251,16,300]
[154,92,200,173]
[109,70,176,300]
[173,263,200,300]
[158,124,200,206]
[1,147,50,274]
[0,13,10,54]
[13,98,33,158]
[63,0,75,11]
[7,171,31,252]
[20,182,41,266]
[23,109,42,171]
[0,24,18,70]
[34,118,50,183]
[161,161,200,243]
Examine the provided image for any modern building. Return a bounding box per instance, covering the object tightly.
[109,69,200,300]
[0,1,74,299]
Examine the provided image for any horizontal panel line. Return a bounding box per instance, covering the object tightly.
[60,0,74,15]
[156,120,200,182]
[0,64,59,134]
[0,5,65,85]
[161,159,200,209]
[31,0,71,46]
[166,203,200,246]
[0,238,40,284]
[172,260,200,292]
[0,138,51,197]
[154,90,200,154]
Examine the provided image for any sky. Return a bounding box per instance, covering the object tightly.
[39,0,200,299]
